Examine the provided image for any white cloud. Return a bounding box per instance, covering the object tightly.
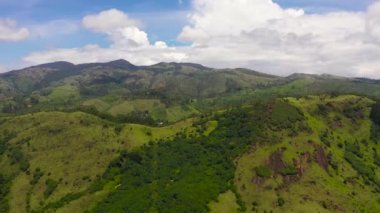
[82,9,149,48]
[24,9,187,66]
[179,0,304,42]
[366,1,380,42]
[0,19,29,42]
[82,9,141,33]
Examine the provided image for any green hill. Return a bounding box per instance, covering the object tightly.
[0,61,380,212]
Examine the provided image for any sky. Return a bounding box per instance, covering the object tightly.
[0,0,379,78]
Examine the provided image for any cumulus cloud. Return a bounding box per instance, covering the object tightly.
[24,9,187,65]
[82,9,149,48]
[0,19,29,42]
[23,1,380,78]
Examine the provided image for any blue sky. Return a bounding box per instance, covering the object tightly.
[0,0,379,78]
[0,0,191,68]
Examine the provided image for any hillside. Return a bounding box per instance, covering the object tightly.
[235,95,380,212]
[0,111,199,212]
[0,61,380,212]
[2,60,380,124]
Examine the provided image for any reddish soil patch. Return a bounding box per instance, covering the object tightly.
[283,175,299,184]
[314,144,328,171]
[266,150,285,174]
[252,176,265,186]
[294,152,311,176]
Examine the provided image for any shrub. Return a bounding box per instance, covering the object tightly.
[255,165,272,178]
[31,168,44,185]
[277,197,285,207]
[279,164,298,176]
[44,179,59,198]
[345,142,363,158]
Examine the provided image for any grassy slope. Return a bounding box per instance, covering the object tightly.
[107,99,164,116]
[234,95,380,212]
[0,111,193,213]
[208,190,239,213]
[80,98,199,123]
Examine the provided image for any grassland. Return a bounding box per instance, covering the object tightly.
[208,191,239,213]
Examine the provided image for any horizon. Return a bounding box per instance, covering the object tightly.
[0,0,380,78]
[2,58,379,80]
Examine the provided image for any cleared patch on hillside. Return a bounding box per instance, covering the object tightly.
[208,190,239,213]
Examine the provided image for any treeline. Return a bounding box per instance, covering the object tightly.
[71,106,159,126]
[370,100,380,125]
[370,100,380,140]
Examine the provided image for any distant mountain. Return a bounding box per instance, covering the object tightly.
[0,60,279,113]
[1,60,380,117]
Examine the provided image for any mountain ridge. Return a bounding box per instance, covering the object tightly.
[1,59,379,81]
[1,59,380,123]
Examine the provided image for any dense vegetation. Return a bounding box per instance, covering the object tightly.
[371,101,380,125]
[91,108,259,212]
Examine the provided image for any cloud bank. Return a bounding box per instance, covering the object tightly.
[179,0,380,78]
[0,19,29,42]
[23,0,380,78]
